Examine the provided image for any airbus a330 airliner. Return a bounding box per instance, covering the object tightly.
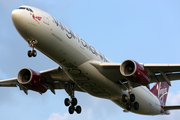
[1,5,180,115]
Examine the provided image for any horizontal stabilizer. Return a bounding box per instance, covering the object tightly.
[164,105,180,111]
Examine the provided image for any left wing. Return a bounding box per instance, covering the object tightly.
[0,78,17,87]
[0,67,84,94]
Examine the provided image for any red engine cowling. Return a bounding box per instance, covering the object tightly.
[120,60,150,85]
[17,68,48,93]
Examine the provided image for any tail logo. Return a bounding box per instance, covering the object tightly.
[157,82,168,104]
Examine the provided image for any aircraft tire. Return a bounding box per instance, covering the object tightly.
[130,94,135,102]
[28,50,32,57]
[134,102,139,110]
[122,94,128,103]
[32,50,37,57]
[72,98,77,106]
[64,98,70,106]
[126,102,131,111]
[68,106,74,114]
[76,105,81,114]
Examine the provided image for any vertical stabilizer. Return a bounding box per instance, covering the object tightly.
[150,82,169,105]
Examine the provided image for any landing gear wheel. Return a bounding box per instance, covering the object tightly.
[68,106,74,114]
[75,105,81,114]
[27,50,37,57]
[72,98,77,106]
[130,94,135,102]
[126,102,132,111]
[64,98,70,106]
[32,50,37,57]
[28,50,32,57]
[122,94,128,103]
[133,102,139,110]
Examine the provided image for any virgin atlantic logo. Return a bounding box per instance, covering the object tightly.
[156,83,168,101]
[30,13,42,24]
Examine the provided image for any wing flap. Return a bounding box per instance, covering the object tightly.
[150,73,180,83]
[40,67,71,82]
[144,64,180,73]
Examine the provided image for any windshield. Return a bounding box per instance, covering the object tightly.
[18,7,33,13]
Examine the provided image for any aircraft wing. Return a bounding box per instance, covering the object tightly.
[0,67,84,94]
[91,61,180,88]
[0,78,17,87]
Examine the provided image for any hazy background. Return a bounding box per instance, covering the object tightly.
[0,0,180,120]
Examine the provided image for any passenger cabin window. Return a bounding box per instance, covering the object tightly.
[18,7,33,13]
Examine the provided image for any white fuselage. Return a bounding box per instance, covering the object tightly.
[12,6,162,115]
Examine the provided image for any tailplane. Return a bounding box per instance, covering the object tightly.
[150,82,169,105]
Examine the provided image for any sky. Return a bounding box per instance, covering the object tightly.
[0,0,180,120]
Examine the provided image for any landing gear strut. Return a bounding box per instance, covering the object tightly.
[27,39,38,57]
[64,83,82,114]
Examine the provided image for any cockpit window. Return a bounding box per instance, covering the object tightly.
[19,7,26,9]
[18,7,33,13]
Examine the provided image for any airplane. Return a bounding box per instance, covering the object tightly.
[1,5,180,115]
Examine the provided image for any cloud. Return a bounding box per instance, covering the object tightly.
[48,113,70,120]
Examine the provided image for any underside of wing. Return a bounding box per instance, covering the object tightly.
[0,78,17,87]
[40,67,84,93]
[91,60,180,88]
[0,67,84,94]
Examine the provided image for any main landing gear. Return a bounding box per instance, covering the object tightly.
[64,97,81,114]
[122,94,139,111]
[27,39,38,57]
[121,81,139,111]
[64,83,82,114]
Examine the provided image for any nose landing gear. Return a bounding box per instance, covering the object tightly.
[28,50,37,57]
[27,39,38,57]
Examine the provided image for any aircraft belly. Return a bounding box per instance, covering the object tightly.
[65,61,123,99]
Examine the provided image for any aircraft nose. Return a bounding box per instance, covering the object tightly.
[11,9,26,31]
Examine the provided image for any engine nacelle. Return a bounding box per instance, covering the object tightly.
[17,68,48,93]
[120,60,150,85]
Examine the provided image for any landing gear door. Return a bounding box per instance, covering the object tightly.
[41,11,49,25]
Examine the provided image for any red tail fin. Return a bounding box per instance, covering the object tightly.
[150,82,169,105]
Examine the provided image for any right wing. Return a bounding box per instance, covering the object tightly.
[90,60,180,89]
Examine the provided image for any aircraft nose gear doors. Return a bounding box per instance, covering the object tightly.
[64,83,82,114]
[27,39,38,57]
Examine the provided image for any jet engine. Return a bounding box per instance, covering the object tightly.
[17,68,48,93]
[120,60,150,85]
